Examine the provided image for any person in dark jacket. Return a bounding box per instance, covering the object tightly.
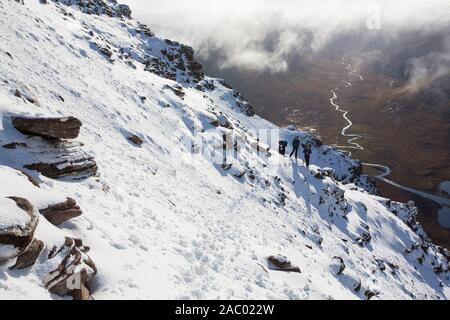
[302,143,312,167]
[289,136,300,159]
[278,140,288,156]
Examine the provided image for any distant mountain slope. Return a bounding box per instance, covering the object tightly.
[0,0,449,299]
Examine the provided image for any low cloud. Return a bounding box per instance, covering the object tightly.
[122,0,450,77]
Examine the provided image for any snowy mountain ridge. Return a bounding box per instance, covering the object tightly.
[0,0,449,299]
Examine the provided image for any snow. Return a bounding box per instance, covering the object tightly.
[0,197,30,231]
[0,0,448,300]
[0,166,66,210]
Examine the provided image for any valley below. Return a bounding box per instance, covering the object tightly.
[201,55,450,248]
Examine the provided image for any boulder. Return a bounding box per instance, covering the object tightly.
[39,197,82,226]
[331,256,346,275]
[0,197,39,262]
[46,237,97,300]
[268,255,301,273]
[127,134,144,146]
[10,238,44,270]
[12,116,82,140]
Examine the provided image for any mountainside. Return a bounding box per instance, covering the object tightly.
[0,0,449,299]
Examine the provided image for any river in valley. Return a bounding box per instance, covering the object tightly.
[329,60,450,248]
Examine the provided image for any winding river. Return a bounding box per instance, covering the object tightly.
[329,63,450,214]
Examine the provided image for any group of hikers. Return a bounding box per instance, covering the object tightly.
[278,136,312,167]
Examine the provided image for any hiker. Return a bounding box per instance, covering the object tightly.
[278,140,288,156]
[302,143,312,167]
[289,136,300,159]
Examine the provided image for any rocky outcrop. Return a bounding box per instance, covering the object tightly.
[39,197,82,226]
[46,237,97,300]
[0,197,39,262]
[52,0,132,19]
[314,144,378,195]
[383,200,450,275]
[12,116,82,140]
[144,41,204,84]
[24,150,98,179]
[313,167,336,180]
[268,255,301,273]
[209,114,233,129]
[164,84,185,99]
[6,116,98,180]
[179,44,204,82]
[319,183,350,218]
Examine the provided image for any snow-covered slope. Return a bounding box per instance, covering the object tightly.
[0,0,449,300]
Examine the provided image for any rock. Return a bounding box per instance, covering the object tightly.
[313,167,336,180]
[10,238,44,270]
[135,22,154,37]
[127,134,144,146]
[2,142,28,149]
[179,44,204,81]
[12,116,82,140]
[216,114,233,129]
[13,86,38,104]
[355,230,372,247]
[25,154,98,179]
[352,278,362,292]
[3,122,98,180]
[0,197,39,262]
[331,256,346,275]
[209,114,233,129]
[145,57,176,81]
[46,237,97,300]
[364,289,379,300]
[268,255,301,273]
[117,4,131,18]
[40,197,82,226]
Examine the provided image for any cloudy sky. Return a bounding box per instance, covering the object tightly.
[121,0,450,74]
